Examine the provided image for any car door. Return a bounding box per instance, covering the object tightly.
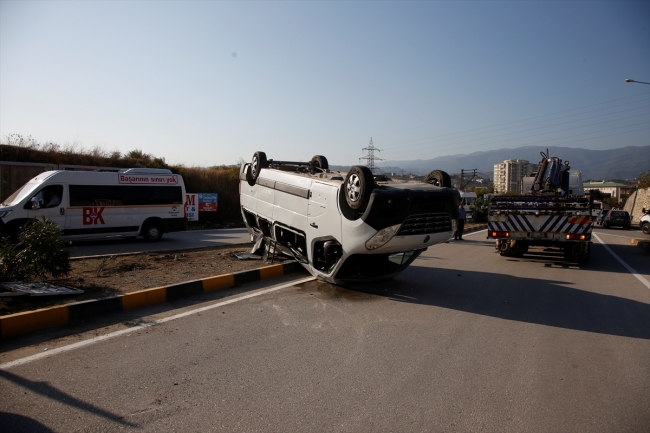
[308,182,342,243]
[25,184,67,231]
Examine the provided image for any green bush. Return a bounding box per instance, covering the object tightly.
[470,196,489,222]
[0,217,71,281]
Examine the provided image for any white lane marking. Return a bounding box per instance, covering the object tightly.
[593,233,650,290]
[594,231,639,240]
[0,276,316,370]
[465,229,487,236]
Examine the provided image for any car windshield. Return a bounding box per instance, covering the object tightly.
[611,211,627,217]
[1,181,39,207]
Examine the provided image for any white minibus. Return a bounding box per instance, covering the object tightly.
[0,168,186,241]
[240,152,460,284]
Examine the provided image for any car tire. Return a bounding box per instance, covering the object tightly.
[250,151,268,184]
[310,155,329,170]
[143,221,163,241]
[424,170,452,188]
[245,164,256,187]
[341,165,374,217]
[643,222,650,235]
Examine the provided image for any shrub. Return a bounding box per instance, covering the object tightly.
[639,170,650,189]
[0,217,71,281]
[470,196,489,222]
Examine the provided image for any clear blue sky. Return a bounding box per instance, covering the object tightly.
[1,0,649,168]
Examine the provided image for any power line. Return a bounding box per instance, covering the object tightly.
[384,111,650,160]
[381,94,650,154]
[360,138,384,173]
[388,125,650,162]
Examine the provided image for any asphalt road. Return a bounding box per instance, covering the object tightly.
[1,226,649,432]
[67,228,253,257]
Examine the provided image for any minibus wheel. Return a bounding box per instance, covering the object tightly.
[143,221,163,241]
[424,170,451,188]
[342,165,374,215]
[250,151,268,183]
[310,155,329,170]
[245,165,256,187]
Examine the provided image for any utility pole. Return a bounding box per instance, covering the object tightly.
[459,169,478,191]
[360,137,384,173]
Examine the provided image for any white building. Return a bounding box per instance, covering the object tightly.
[493,159,539,194]
[583,181,635,203]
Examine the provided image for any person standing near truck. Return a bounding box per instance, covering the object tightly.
[455,202,466,240]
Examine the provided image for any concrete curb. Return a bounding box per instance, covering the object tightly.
[464,224,488,233]
[631,238,650,253]
[0,261,305,339]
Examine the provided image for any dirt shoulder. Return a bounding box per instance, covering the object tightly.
[0,246,291,316]
[1,223,488,317]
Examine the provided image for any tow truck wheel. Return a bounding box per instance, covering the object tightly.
[642,222,650,235]
[310,155,329,170]
[250,151,268,183]
[512,241,528,257]
[341,165,374,217]
[424,170,452,188]
[563,243,583,262]
[498,240,511,256]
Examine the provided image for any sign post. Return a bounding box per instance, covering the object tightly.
[198,193,218,212]
[185,193,199,222]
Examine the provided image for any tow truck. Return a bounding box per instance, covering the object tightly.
[488,150,592,262]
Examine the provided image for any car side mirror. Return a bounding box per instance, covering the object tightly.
[31,198,40,210]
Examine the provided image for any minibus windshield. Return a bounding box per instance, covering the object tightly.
[1,181,39,207]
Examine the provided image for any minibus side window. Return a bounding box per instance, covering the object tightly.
[23,185,63,210]
[69,185,183,206]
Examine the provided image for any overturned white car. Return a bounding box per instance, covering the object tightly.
[239,152,460,284]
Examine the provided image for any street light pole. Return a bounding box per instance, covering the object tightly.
[626,78,650,85]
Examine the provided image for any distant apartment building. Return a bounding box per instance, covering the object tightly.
[493,159,539,194]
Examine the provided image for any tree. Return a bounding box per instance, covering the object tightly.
[639,170,650,189]
[602,197,620,209]
[589,189,610,200]
[470,186,494,200]
[470,196,489,222]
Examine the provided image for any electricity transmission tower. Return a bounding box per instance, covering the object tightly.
[360,137,383,173]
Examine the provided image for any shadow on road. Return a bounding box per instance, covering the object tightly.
[448,236,648,275]
[0,412,54,433]
[342,265,650,340]
[0,370,136,428]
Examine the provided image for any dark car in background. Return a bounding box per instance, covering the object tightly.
[602,210,631,230]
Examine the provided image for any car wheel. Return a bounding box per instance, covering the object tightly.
[341,165,374,218]
[310,155,329,170]
[603,222,608,229]
[642,223,650,235]
[143,222,163,241]
[424,170,452,188]
[245,164,256,187]
[250,151,268,184]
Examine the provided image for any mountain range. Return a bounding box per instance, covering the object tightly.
[333,145,649,181]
